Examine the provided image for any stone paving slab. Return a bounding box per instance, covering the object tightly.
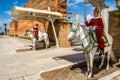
[113,74,120,80]
[0,36,85,80]
[98,70,120,80]
[0,75,10,80]
[0,35,120,80]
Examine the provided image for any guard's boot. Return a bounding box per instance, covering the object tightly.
[36,36,39,40]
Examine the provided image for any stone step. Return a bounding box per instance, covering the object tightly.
[16,47,32,53]
[98,70,120,80]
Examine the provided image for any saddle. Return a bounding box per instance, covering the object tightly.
[83,30,110,54]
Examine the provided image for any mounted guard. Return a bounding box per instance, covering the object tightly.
[68,0,117,79]
[33,24,39,40]
[85,8,107,55]
[84,0,112,56]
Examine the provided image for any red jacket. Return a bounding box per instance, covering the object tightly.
[33,27,39,39]
[85,17,105,48]
[85,17,104,29]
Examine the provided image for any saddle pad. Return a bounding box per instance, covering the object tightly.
[84,30,110,54]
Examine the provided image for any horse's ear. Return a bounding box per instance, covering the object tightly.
[73,24,78,28]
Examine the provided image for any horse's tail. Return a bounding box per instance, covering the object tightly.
[109,36,117,62]
[110,49,118,62]
[107,33,118,62]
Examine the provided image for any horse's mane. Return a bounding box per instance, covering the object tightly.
[25,29,34,34]
[79,25,90,43]
[26,29,32,32]
[80,25,89,36]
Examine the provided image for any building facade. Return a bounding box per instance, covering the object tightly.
[109,10,120,50]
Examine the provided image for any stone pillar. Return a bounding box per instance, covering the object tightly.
[75,13,79,26]
[4,23,7,35]
[101,8,109,33]
[116,0,120,9]
[14,20,18,37]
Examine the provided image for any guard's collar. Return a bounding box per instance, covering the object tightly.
[93,16,101,19]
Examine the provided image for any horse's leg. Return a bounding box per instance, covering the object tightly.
[44,39,48,49]
[99,54,105,69]
[106,47,111,70]
[99,48,105,69]
[88,48,97,78]
[44,36,49,49]
[84,54,90,75]
[32,38,36,50]
[88,52,94,78]
[44,39,47,49]
[46,38,49,48]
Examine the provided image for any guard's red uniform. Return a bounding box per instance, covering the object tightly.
[33,27,39,40]
[85,17,105,48]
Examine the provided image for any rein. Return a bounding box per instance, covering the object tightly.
[78,30,96,42]
[70,26,89,42]
[77,29,97,49]
[78,33,89,42]
[70,26,97,48]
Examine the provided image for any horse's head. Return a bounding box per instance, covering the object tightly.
[24,29,31,36]
[67,24,80,42]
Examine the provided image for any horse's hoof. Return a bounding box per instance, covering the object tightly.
[32,47,35,50]
[85,72,89,76]
[86,73,88,76]
[106,66,109,70]
[88,72,93,79]
[87,76,91,80]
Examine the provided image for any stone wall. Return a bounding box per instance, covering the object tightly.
[48,20,72,47]
[109,10,120,50]
[9,20,47,36]
[25,0,67,19]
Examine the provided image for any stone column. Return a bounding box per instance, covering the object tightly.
[4,23,7,35]
[14,20,18,37]
[75,13,79,26]
[101,8,109,33]
[116,0,120,9]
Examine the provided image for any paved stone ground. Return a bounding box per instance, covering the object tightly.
[0,35,32,55]
[0,35,120,80]
[0,35,84,80]
[98,70,120,80]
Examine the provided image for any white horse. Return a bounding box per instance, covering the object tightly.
[67,24,116,78]
[24,29,49,49]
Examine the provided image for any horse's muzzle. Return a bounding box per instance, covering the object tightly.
[68,38,73,42]
[24,33,27,36]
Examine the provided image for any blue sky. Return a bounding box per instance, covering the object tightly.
[0,0,117,32]
[0,0,28,32]
[68,0,117,24]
